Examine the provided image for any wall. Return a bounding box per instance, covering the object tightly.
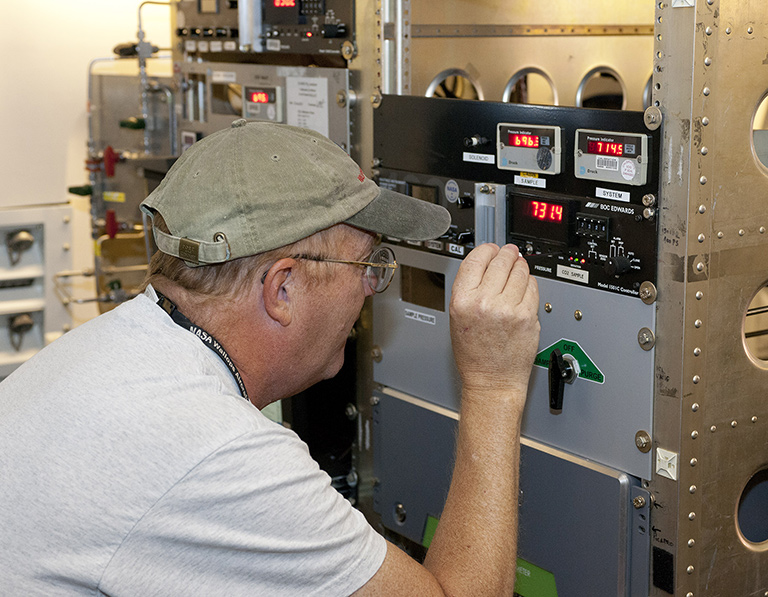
[0,0,171,324]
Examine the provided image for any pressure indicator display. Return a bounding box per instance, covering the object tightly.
[245,87,276,104]
[497,123,562,175]
[527,200,563,222]
[587,140,624,156]
[574,128,649,186]
[510,133,540,149]
[508,195,574,245]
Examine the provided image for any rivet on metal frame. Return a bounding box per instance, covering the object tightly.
[635,430,652,453]
[638,328,656,351]
[639,281,657,304]
[644,106,662,131]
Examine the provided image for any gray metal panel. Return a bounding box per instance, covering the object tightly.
[373,245,655,478]
[651,0,768,594]
[372,387,643,597]
[372,388,458,544]
[524,276,655,479]
[372,245,462,411]
[177,62,351,151]
[517,437,637,597]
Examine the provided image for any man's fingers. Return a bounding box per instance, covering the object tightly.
[499,255,533,305]
[475,244,521,296]
[451,243,501,294]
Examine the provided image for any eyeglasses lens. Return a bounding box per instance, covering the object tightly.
[367,247,395,293]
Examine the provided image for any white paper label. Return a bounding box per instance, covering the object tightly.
[621,159,637,181]
[462,152,495,165]
[286,77,330,138]
[596,156,619,171]
[595,187,631,203]
[405,309,437,325]
[212,71,237,83]
[556,265,590,284]
[514,175,547,189]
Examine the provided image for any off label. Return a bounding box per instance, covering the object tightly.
[534,339,605,384]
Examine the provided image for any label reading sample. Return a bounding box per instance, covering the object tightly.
[556,265,589,284]
[514,175,547,189]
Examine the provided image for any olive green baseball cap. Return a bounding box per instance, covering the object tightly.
[140,120,451,266]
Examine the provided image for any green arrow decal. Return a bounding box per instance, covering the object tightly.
[515,558,558,597]
[534,338,605,384]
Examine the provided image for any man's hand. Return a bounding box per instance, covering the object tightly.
[449,243,541,404]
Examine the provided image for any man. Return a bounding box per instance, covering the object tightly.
[0,120,540,596]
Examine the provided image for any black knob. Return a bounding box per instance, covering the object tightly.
[548,349,571,410]
[463,135,489,148]
[457,196,474,209]
[604,255,632,276]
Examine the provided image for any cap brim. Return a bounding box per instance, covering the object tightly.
[345,187,451,241]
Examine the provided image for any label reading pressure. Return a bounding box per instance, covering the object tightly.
[497,123,562,176]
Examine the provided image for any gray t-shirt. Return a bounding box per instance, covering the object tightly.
[0,287,386,596]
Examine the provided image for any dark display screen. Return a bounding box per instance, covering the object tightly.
[509,196,572,245]
[245,87,276,104]
[526,200,563,222]
[509,133,540,149]
[407,183,438,204]
[587,140,624,156]
[579,131,641,158]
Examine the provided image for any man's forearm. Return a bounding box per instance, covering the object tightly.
[422,389,525,597]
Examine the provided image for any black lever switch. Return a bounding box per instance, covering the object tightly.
[548,348,579,410]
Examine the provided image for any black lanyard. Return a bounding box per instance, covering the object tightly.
[155,291,249,401]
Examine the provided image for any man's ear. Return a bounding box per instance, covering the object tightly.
[262,258,297,327]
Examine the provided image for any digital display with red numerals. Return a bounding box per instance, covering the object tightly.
[249,91,271,103]
[510,133,540,148]
[509,194,571,244]
[527,200,563,223]
[274,0,296,6]
[587,140,624,156]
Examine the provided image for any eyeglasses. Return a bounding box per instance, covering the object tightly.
[261,246,398,293]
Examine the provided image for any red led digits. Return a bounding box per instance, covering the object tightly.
[249,91,270,103]
[587,140,624,156]
[530,201,563,223]
[274,0,296,6]
[510,133,540,148]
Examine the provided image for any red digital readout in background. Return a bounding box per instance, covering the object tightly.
[530,200,563,223]
[249,91,270,103]
[587,140,624,156]
[274,0,296,6]
[510,133,540,148]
